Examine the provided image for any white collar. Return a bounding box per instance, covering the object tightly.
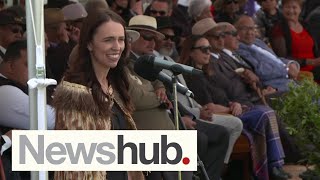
[211,53,219,59]
[222,49,233,57]
[0,73,7,78]
[0,45,6,54]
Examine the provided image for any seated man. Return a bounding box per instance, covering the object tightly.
[0,40,55,130]
[154,16,243,180]
[235,15,299,92]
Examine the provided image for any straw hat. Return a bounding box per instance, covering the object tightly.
[126,29,140,42]
[192,18,218,35]
[127,15,165,39]
[62,2,87,21]
[44,8,65,25]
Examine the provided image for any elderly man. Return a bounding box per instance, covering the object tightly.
[0,40,55,130]
[146,0,173,17]
[235,15,299,92]
[0,9,25,63]
[188,0,213,22]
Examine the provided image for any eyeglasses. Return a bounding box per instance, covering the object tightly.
[238,26,257,31]
[141,33,157,41]
[225,0,238,4]
[149,9,167,16]
[192,45,212,54]
[224,30,238,37]
[207,32,226,40]
[163,34,175,41]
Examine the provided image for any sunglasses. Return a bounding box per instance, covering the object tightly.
[163,34,175,41]
[149,9,167,16]
[141,33,157,41]
[207,32,226,40]
[224,30,238,37]
[238,26,257,31]
[192,45,212,54]
[225,0,238,4]
[10,27,24,34]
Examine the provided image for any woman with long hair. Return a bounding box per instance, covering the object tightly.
[52,10,143,180]
[179,35,291,180]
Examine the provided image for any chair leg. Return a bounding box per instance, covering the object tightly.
[243,154,250,180]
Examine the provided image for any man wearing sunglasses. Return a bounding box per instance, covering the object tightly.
[0,9,25,63]
[214,0,243,24]
[145,0,172,17]
[154,16,181,62]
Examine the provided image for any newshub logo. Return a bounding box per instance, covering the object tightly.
[12,130,197,171]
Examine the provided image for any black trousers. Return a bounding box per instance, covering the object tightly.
[196,119,229,180]
[146,120,229,180]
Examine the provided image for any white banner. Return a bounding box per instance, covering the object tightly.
[12,130,197,171]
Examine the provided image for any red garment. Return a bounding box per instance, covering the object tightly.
[290,28,315,71]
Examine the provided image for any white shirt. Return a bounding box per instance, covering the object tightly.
[223,49,240,62]
[0,73,55,130]
[211,52,220,59]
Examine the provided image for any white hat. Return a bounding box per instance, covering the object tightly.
[127,15,165,39]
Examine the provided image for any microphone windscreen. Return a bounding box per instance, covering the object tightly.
[134,55,162,81]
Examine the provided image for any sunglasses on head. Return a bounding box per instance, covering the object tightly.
[141,33,157,41]
[224,30,238,37]
[192,45,212,54]
[225,0,238,4]
[149,9,167,16]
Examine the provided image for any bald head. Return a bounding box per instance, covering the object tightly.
[234,15,257,45]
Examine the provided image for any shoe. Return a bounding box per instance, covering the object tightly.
[270,167,289,180]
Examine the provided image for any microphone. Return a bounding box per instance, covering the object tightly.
[134,59,194,97]
[157,72,194,98]
[136,55,203,76]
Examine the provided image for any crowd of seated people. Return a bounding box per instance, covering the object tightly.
[0,0,319,179]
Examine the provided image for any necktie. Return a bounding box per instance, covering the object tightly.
[232,52,251,68]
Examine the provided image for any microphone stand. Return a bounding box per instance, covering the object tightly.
[170,66,210,180]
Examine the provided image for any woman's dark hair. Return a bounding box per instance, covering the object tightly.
[64,9,134,114]
[178,35,214,77]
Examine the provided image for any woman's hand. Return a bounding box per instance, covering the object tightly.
[200,105,213,121]
[155,87,168,103]
[229,102,242,116]
[181,116,197,130]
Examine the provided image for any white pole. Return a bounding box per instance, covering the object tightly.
[26,0,56,180]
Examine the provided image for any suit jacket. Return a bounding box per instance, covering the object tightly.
[237,39,293,92]
[215,52,258,105]
[127,52,175,130]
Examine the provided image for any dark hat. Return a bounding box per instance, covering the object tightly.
[156,16,174,30]
[0,10,25,26]
[156,16,182,36]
